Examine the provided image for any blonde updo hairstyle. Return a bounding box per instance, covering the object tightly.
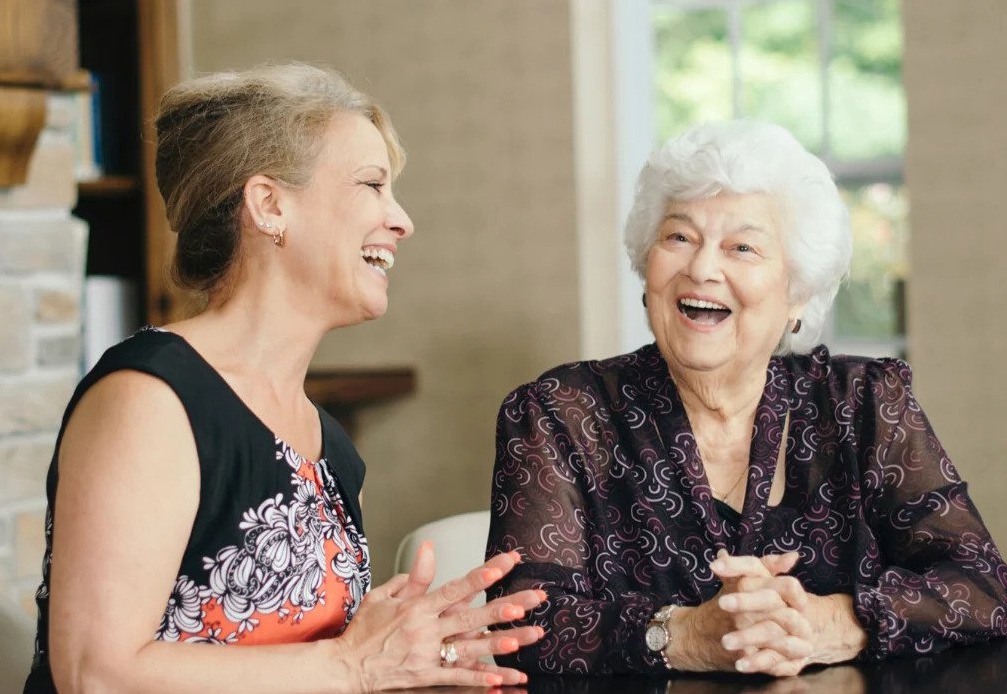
[154,63,405,292]
[624,121,852,355]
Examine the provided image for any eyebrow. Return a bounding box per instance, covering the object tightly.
[663,213,770,235]
[353,165,389,178]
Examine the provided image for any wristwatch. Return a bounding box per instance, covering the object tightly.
[645,604,679,669]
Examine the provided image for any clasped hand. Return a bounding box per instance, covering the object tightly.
[709,549,815,677]
[335,542,546,691]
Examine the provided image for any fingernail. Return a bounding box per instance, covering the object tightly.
[503,605,525,620]
[719,595,737,610]
[510,550,522,562]
[487,674,504,686]
[501,637,519,653]
[537,626,546,638]
[710,559,724,571]
[722,634,739,649]
[736,658,750,672]
[520,673,529,684]
[482,568,503,583]
[536,590,548,601]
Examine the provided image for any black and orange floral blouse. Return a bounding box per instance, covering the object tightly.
[25,329,370,692]
[487,343,1007,674]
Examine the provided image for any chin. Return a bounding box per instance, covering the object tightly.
[664,342,732,372]
[360,297,389,321]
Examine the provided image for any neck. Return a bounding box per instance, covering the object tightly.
[166,268,344,405]
[668,360,769,426]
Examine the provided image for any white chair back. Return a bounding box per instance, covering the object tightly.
[394,510,492,606]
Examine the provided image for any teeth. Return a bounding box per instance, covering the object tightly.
[360,246,395,270]
[679,297,729,311]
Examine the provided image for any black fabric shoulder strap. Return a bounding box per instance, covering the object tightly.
[317,406,366,533]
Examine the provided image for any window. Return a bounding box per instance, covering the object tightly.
[650,0,908,357]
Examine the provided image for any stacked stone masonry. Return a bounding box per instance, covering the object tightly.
[0,92,86,616]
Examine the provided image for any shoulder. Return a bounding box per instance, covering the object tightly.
[503,340,660,400]
[500,343,663,412]
[783,344,913,408]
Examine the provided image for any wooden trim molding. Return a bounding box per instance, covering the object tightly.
[305,368,417,438]
[138,0,186,325]
[0,86,47,187]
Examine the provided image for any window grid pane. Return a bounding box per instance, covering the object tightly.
[652,0,908,354]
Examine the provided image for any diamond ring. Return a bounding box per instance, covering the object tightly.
[439,640,459,666]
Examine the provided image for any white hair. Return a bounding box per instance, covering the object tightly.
[624,120,852,354]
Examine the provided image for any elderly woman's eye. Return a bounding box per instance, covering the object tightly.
[668,232,689,243]
[736,243,753,253]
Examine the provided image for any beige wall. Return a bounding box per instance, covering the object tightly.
[192,0,582,581]
[903,1,1007,547]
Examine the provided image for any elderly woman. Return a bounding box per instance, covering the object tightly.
[486,121,1007,677]
[24,64,545,694]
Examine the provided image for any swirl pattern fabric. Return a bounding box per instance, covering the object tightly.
[486,343,1007,674]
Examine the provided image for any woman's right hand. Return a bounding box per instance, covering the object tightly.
[333,543,546,692]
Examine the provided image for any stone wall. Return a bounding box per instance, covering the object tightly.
[0,93,86,614]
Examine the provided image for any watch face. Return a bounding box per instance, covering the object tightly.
[645,624,668,652]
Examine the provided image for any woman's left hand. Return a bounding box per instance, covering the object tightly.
[711,551,868,677]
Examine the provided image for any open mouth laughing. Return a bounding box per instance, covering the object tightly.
[677,296,732,327]
[361,246,394,276]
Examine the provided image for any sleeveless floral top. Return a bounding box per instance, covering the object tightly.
[26,329,370,692]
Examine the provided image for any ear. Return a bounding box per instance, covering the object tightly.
[788,296,809,324]
[243,174,286,241]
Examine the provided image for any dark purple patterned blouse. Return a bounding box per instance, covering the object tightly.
[486,343,1007,675]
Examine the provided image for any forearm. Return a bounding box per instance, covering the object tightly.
[853,558,1007,659]
[55,638,359,694]
[490,575,665,675]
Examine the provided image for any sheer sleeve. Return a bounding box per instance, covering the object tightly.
[486,380,668,675]
[854,359,1007,659]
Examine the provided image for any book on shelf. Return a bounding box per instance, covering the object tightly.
[72,73,103,182]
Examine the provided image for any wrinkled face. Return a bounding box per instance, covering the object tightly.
[282,113,413,325]
[645,193,798,377]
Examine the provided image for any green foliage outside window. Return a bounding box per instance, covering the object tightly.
[652,0,907,341]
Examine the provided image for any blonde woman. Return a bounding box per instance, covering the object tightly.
[25,64,544,693]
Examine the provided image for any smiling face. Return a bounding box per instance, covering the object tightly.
[645,192,800,379]
[279,112,414,325]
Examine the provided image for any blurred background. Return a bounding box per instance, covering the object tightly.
[1,0,1005,618]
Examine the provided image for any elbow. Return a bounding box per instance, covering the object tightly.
[51,649,130,694]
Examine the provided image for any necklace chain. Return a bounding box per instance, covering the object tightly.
[712,466,748,501]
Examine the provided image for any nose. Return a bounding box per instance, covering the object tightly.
[685,243,723,284]
[386,194,414,239]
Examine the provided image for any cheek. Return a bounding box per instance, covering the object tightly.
[645,248,685,289]
[735,264,791,309]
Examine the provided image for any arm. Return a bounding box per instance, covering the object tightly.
[486,382,666,674]
[49,372,543,694]
[852,360,1007,659]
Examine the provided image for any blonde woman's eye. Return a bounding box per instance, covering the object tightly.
[366,181,384,191]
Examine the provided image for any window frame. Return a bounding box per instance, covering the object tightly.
[615,0,907,358]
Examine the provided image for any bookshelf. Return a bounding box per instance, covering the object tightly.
[75,0,186,326]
